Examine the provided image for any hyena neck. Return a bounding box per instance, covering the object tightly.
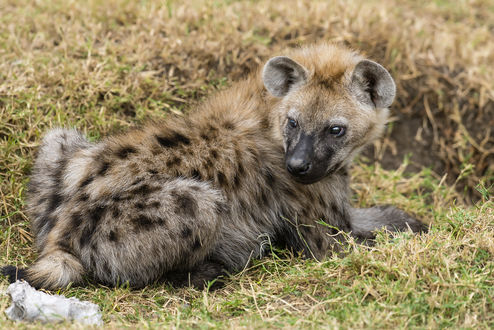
[194,71,285,147]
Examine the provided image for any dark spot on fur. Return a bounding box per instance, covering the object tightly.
[239,198,248,211]
[70,212,83,229]
[192,237,201,250]
[129,163,139,176]
[173,192,198,218]
[235,147,243,164]
[112,208,121,218]
[79,176,94,188]
[149,201,160,208]
[80,205,107,247]
[79,227,92,247]
[148,169,159,175]
[259,189,269,205]
[89,252,97,269]
[155,132,190,148]
[260,116,270,129]
[221,120,235,130]
[35,197,47,206]
[166,156,182,167]
[207,124,218,133]
[47,192,63,213]
[237,163,245,175]
[79,193,89,202]
[246,147,258,157]
[191,169,202,180]
[109,230,119,242]
[181,226,192,238]
[90,206,106,225]
[98,162,110,176]
[331,203,339,215]
[210,149,218,159]
[136,202,145,210]
[315,237,323,250]
[233,172,241,188]
[129,184,161,196]
[116,146,137,159]
[59,225,72,243]
[132,214,159,231]
[263,167,276,186]
[216,171,227,187]
[100,259,111,275]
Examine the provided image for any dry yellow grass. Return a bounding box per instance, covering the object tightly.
[0,0,493,328]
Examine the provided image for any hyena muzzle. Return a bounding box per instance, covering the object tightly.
[2,43,427,290]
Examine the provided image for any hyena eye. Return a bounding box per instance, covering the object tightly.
[288,118,298,128]
[329,126,346,137]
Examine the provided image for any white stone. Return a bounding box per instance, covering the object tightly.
[4,281,102,326]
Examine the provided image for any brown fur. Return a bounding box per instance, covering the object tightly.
[1,44,426,290]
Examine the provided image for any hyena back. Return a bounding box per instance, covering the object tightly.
[2,44,426,290]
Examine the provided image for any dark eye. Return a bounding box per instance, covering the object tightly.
[288,118,298,128]
[329,126,346,137]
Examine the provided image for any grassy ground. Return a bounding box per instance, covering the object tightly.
[1,0,493,328]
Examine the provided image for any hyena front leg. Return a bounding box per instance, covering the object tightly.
[349,205,428,241]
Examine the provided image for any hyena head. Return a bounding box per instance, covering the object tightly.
[262,44,396,184]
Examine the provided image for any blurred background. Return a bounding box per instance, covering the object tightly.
[0,0,493,207]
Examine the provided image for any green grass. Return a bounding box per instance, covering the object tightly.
[1,0,493,328]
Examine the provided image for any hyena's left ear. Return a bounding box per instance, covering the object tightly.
[262,56,308,97]
[350,60,396,109]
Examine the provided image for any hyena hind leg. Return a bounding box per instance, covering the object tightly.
[2,249,84,290]
[349,205,428,241]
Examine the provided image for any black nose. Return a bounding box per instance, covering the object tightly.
[286,159,312,176]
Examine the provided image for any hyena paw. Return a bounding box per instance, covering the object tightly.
[375,205,428,233]
[350,205,428,240]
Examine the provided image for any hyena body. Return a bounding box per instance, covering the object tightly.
[2,44,425,290]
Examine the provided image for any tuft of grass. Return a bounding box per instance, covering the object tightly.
[1,0,493,328]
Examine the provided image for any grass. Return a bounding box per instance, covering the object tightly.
[1,0,493,328]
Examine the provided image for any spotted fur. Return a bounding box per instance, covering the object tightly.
[1,44,426,290]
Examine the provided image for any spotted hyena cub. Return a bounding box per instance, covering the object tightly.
[2,44,426,290]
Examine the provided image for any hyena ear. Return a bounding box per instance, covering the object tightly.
[262,56,308,97]
[350,60,396,109]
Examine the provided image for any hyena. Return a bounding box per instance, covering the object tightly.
[2,44,426,290]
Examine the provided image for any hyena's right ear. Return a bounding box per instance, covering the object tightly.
[262,56,308,97]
